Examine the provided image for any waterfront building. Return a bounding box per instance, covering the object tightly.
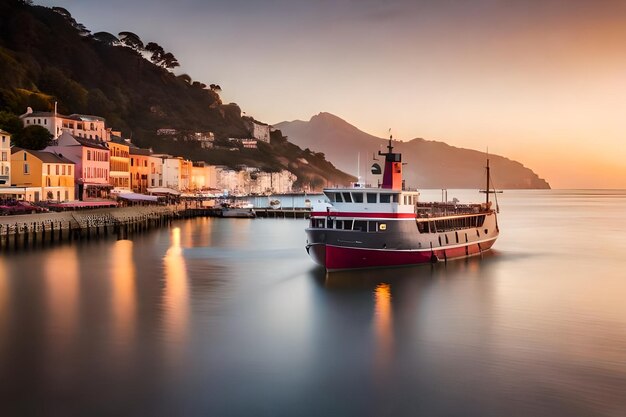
[180,159,192,191]
[215,167,246,195]
[190,162,217,191]
[0,129,11,187]
[20,107,111,141]
[10,148,75,202]
[107,137,131,190]
[241,169,297,195]
[148,155,163,188]
[45,131,111,200]
[153,154,181,191]
[129,146,152,194]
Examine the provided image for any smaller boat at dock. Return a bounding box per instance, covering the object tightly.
[219,200,256,218]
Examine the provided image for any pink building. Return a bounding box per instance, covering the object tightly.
[45,131,112,200]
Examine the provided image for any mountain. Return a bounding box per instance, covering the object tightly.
[0,0,354,189]
[276,113,551,189]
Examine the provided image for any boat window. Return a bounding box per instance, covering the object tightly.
[368,221,377,232]
[392,194,399,203]
[326,193,336,203]
[335,193,343,203]
[344,220,354,230]
[318,219,326,228]
[352,192,364,203]
[366,193,377,203]
[353,220,367,231]
[335,220,343,229]
[380,194,391,203]
[342,192,353,203]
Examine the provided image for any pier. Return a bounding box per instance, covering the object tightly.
[0,206,310,252]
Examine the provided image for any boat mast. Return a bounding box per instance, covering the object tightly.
[485,157,490,205]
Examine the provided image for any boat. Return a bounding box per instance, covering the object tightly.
[268,198,281,209]
[305,137,499,271]
[219,201,256,218]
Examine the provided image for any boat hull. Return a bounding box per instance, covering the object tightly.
[306,238,496,271]
[220,208,256,218]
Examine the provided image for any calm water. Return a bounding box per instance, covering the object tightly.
[1,190,625,416]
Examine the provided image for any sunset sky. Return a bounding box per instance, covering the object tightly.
[38,0,626,188]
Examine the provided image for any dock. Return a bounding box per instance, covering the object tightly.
[0,206,311,252]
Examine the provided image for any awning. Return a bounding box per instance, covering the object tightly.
[116,193,159,202]
[147,187,180,196]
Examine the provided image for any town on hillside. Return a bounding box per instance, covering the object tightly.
[0,108,297,207]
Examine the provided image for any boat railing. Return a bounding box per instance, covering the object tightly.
[415,202,491,218]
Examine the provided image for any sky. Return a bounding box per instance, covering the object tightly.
[36,0,626,188]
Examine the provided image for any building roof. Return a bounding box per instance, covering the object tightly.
[129,146,152,156]
[19,109,106,123]
[109,135,130,146]
[67,114,106,122]
[55,131,108,150]
[11,147,75,164]
[0,129,10,135]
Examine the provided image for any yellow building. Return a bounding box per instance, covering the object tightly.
[11,148,75,202]
[180,159,192,191]
[107,137,131,190]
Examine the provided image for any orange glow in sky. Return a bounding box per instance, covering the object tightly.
[39,0,626,188]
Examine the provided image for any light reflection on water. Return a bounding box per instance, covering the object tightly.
[0,190,625,416]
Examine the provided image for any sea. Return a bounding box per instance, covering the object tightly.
[0,189,625,416]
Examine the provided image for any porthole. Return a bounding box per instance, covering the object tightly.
[484,229,488,235]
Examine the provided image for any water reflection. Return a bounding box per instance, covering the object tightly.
[44,247,79,350]
[111,240,136,354]
[0,257,8,355]
[162,227,189,362]
[373,283,393,377]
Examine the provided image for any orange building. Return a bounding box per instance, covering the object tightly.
[107,137,131,190]
[129,146,152,194]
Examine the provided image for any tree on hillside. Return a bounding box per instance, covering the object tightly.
[118,31,144,51]
[52,7,90,36]
[209,84,222,92]
[93,32,119,46]
[145,42,165,65]
[177,74,192,84]
[12,125,52,150]
[161,52,179,69]
[38,67,88,113]
[0,111,23,134]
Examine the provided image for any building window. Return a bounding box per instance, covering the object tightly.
[87,150,91,160]
[47,165,50,175]
[1,152,5,162]
[68,165,72,176]
[24,163,29,174]
[23,153,27,161]
[56,165,59,175]
[62,165,66,175]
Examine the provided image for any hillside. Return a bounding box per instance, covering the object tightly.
[276,112,551,189]
[0,0,354,189]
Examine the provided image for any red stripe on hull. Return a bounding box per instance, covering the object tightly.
[308,239,496,270]
[310,211,416,219]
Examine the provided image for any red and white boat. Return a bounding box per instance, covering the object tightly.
[305,138,499,271]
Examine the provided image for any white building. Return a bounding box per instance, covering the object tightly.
[147,155,163,188]
[20,107,111,141]
[0,129,11,187]
[154,154,181,190]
